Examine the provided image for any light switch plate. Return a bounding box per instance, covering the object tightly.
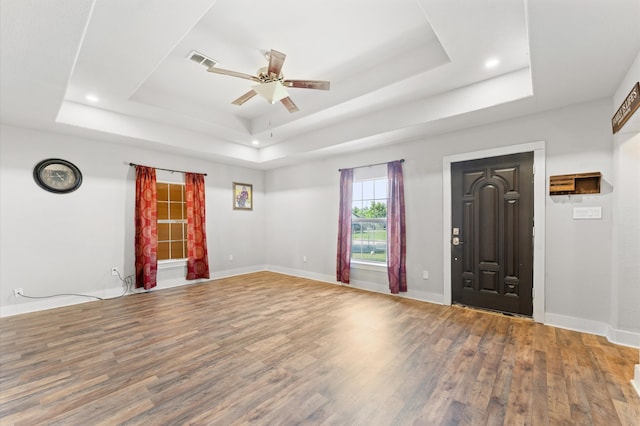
[573,206,602,220]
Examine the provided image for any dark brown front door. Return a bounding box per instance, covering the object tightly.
[451,152,534,316]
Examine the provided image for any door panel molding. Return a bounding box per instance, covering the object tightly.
[452,152,533,315]
[443,141,546,322]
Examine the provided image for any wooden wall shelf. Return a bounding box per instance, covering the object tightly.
[550,172,601,195]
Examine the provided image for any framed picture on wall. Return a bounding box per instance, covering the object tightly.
[233,182,253,210]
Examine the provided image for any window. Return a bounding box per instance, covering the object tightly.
[156,182,187,260]
[351,167,387,263]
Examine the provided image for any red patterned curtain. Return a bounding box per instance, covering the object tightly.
[387,161,407,293]
[185,173,210,280]
[135,166,158,290]
[336,168,353,283]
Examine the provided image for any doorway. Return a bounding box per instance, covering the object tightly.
[451,152,534,316]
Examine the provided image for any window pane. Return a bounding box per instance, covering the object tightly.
[157,183,169,201]
[158,242,170,260]
[157,202,169,220]
[169,184,183,202]
[350,219,387,263]
[157,223,170,241]
[171,241,185,259]
[352,181,363,200]
[375,179,387,199]
[157,182,187,261]
[170,223,183,241]
[352,200,363,217]
[170,202,183,220]
[352,222,363,239]
[362,180,374,200]
[372,200,387,218]
[351,175,388,264]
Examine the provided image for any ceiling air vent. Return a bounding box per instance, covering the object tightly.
[188,50,217,68]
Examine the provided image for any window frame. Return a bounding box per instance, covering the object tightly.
[350,166,388,268]
[156,180,188,262]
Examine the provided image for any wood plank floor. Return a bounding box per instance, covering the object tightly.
[1,271,638,425]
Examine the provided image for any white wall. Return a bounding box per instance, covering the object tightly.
[611,51,640,341]
[1,96,636,346]
[0,125,266,315]
[265,98,635,343]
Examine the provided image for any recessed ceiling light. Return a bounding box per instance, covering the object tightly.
[85,94,99,103]
[484,58,500,69]
[252,140,260,146]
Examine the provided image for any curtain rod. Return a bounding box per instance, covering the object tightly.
[338,159,404,172]
[129,163,207,176]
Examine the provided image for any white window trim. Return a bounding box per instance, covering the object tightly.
[157,180,187,262]
[158,258,187,269]
[351,259,387,272]
[351,170,388,266]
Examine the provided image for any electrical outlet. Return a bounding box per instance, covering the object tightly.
[229,254,233,262]
[14,288,23,297]
[422,270,429,279]
[111,267,118,276]
[303,256,307,262]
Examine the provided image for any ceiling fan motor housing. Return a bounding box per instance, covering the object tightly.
[257,67,284,83]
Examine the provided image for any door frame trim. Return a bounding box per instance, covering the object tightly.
[443,141,546,322]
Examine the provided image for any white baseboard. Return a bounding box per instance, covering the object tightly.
[0,265,268,318]
[264,265,444,305]
[607,327,640,349]
[3,267,638,351]
[210,265,268,280]
[265,265,337,285]
[349,278,444,305]
[545,313,640,348]
[266,269,637,348]
[0,286,126,317]
[632,365,640,398]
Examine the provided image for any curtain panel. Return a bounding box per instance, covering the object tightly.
[135,166,158,290]
[387,161,407,293]
[336,168,353,283]
[185,173,210,280]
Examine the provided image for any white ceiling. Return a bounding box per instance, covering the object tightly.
[1,0,639,169]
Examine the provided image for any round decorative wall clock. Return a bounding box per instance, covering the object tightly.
[33,159,83,193]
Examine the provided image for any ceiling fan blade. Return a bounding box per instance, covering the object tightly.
[231,90,258,105]
[268,50,286,76]
[207,66,260,82]
[283,80,330,90]
[280,97,299,113]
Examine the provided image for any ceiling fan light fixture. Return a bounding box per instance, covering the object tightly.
[251,81,289,104]
[206,48,328,112]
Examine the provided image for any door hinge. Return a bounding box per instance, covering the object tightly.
[532,288,535,299]
[532,226,535,237]
[532,164,535,175]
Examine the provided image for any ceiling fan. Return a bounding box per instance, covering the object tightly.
[207,49,330,113]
